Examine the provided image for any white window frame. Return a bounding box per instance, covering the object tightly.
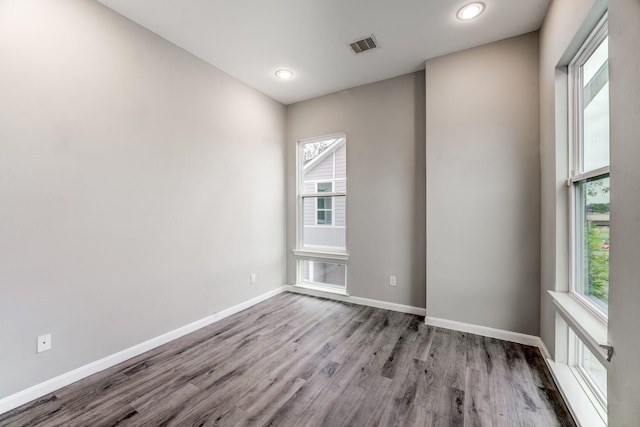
[568,14,609,322]
[567,329,608,421]
[547,12,611,427]
[296,259,348,295]
[294,133,349,292]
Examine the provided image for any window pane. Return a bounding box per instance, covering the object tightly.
[302,139,338,164]
[579,340,607,400]
[302,195,345,249]
[301,260,346,290]
[581,37,609,172]
[301,137,346,193]
[576,175,610,311]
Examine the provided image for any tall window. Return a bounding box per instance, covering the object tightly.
[295,134,347,292]
[298,134,346,251]
[569,18,609,316]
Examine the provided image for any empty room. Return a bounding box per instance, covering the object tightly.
[0,0,638,425]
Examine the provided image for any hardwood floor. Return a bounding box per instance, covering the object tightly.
[0,292,575,426]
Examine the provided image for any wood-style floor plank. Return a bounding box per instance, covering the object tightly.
[0,292,576,427]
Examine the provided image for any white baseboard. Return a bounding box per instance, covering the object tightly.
[424,315,543,348]
[0,286,286,415]
[285,285,426,316]
[537,337,552,359]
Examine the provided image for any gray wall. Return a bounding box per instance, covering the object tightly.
[425,33,541,336]
[0,0,286,399]
[286,73,426,308]
[607,0,640,423]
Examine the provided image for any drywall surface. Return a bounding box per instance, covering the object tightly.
[286,73,426,308]
[608,0,640,423]
[0,0,285,398]
[538,0,604,358]
[425,33,541,336]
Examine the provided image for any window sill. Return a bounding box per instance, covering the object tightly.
[548,291,612,364]
[293,283,349,296]
[292,249,350,261]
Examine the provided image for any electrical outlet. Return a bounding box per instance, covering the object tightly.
[37,334,52,353]
[389,275,397,287]
[250,273,256,284]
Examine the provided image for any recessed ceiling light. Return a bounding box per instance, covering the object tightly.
[275,69,294,80]
[457,2,485,21]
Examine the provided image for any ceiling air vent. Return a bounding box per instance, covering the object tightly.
[349,35,379,55]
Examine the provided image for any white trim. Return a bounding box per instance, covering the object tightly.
[292,249,350,261]
[301,178,346,185]
[424,316,542,348]
[332,150,336,179]
[0,286,287,415]
[548,291,610,364]
[293,283,349,296]
[285,285,425,316]
[538,337,552,360]
[301,192,346,198]
[545,360,607,427]
[572,335,608,412]
[569,166,610,184]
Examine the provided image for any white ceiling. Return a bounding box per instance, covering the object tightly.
[96,0,550,105]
